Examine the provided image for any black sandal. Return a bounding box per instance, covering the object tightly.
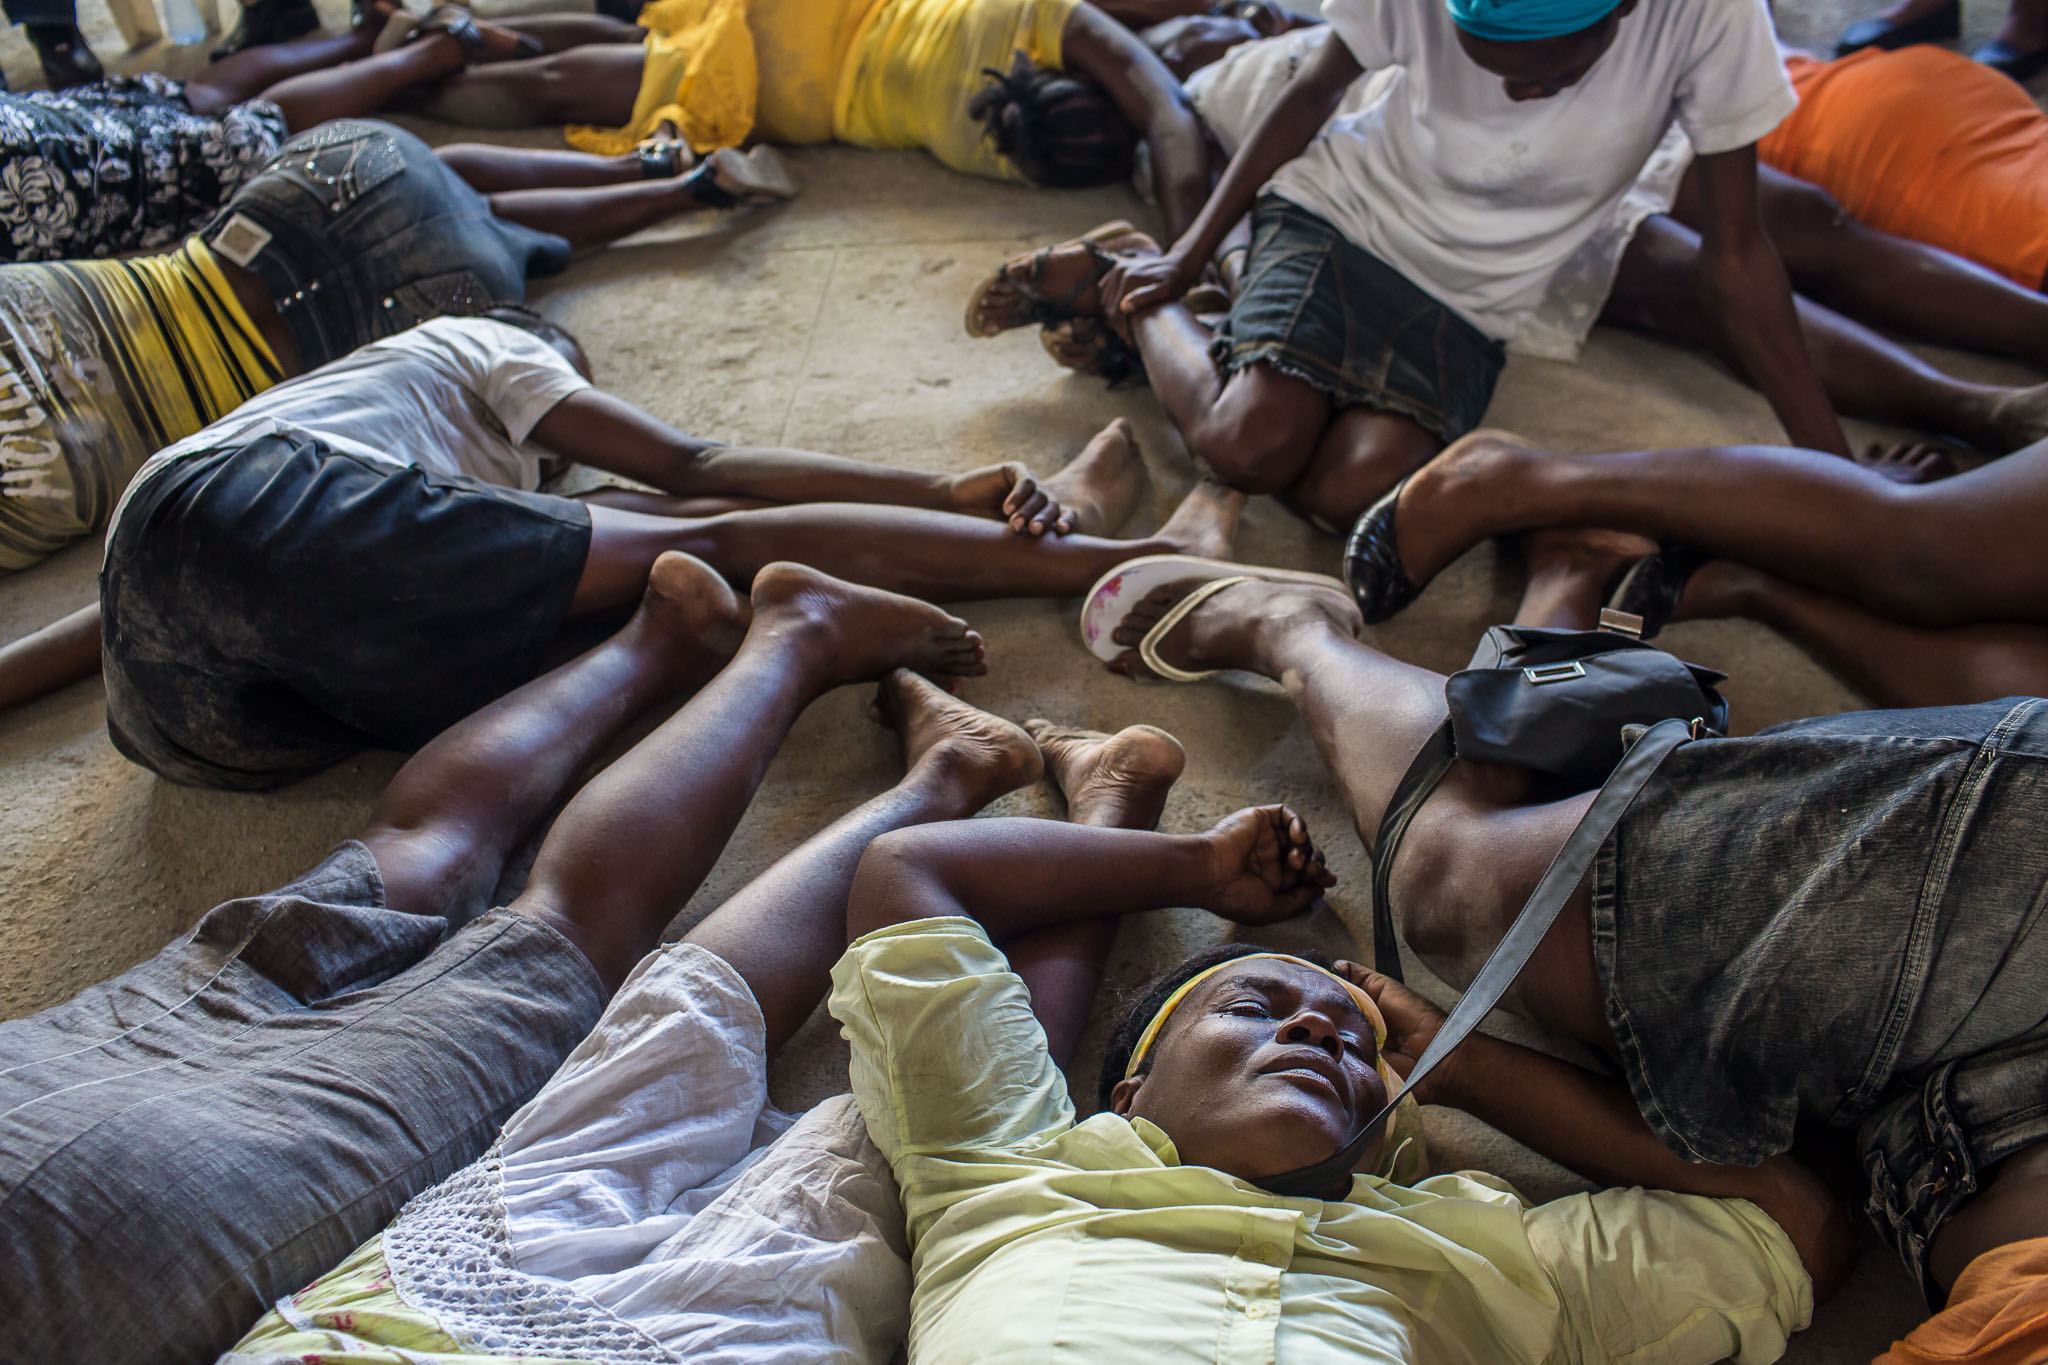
[1341,479,1424,624]
[407,5,541,65]
[1603,544,1710,640]
[637,138,684,179]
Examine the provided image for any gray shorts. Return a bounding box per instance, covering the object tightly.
[1593,697,2048,1294]
[0,843,606,1365]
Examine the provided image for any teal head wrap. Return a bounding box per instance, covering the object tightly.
[1446,0,1624,42]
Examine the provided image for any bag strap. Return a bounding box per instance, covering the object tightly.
[1369,722,1458,983]
[1256,718,1691,1198]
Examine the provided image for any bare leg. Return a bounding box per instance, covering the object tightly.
[1385,432,2048,627]
[1930,1142,2048,1295]
[509,563,988,990]
[566,481,1246,616]
[1670,165,2048,371]
[1013,721,1188,1063]
[437,144,644,193]
[494,12,644,49]
[1508,527,1657,630]
[409,44,644,128]
[1282,405,1443,533]
[0,603,102,712]
[487,171,731,251]
[1671,560,2048,707]
[254,32,469,131]
[1103,573,1612,1047]
[359,552,744,921]
[684,670,1042,1050]
[1607,215,2048,454]
[183,29,376,115]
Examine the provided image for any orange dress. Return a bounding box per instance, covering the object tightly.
[1875,1237,2048,1364]
[1757,46,2048,289]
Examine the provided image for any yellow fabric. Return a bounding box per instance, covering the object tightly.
[0,236,280,572]
[565,0,1076,179]
[227,1236,593,1364]
[828,917,1814,1365]
[835,0,1078,180]
[1124,952,1390,1082]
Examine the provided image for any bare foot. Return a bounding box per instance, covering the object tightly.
[1856,440,1958,485]
[1026,720,1185,829]
[878,669,1043,808]
[1038,418,1148,536]
[1107,576,1360,679]
[1394,429,1544,585]
[966,222,1162,336]
[1153,480,1247,561]
[631,550,748,679]
[750,562,987,683]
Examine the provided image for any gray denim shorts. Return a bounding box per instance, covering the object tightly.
[0,843,607,1365]
[1592,697,2048,1293]
[1211,195,1505,445]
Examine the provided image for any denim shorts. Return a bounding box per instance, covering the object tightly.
[101,433,592,790]
[199,119,571,372]
[0,842,607,1365]
[1592,698,2048,1293]
[1211,195,1505,444]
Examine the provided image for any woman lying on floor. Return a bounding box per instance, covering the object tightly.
[0,308,1239,788]
[196,0,1215,237]
[1340,427,2048,708]
[973,24,2048,514]
[0,114,787,575]
[1090,556,2048,1363]
[0,6,792,265]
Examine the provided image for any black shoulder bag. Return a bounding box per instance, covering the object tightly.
[1256,614,1727,1199]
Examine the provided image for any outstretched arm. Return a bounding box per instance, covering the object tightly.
[1354,965,1856,1300]
[528,389,1080,532]
[1062,4,1210,240]
[1693,147,1852,460]
[847,804,1335,944]
[1100,27,1360,315]
[0,604,102,712]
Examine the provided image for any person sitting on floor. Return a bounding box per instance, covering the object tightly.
[1086,550,2048,1364]
[817,775,1842,1362]
[218,698,1205,1365]
[0,112,788,575]
[0,5,793,265]
[956,0,1850,535]
[1,307,1239,787]
[996,26,2048,473]
[0,553,1004,1365]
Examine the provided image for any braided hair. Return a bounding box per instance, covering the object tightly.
[1096,943,1342,1110]
[970,50,1140,188]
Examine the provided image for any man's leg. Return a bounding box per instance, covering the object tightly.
[509,562,988,990]
[1103,572,1615,1049]
[1606,215,2048,455]
[401,43,644,128]
[181,28,376,115]
[1283,404,1445,532]
[358,551,744,921]
[1380,431,2048,628]
[564,479,1245,616]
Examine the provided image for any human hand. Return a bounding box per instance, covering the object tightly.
[1332,961,1456,1103]
[948,462,1072,535]
[1196,804,1335,925]
[1099,251,1199,324]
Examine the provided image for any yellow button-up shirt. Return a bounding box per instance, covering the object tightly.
[829,918,1812,1365]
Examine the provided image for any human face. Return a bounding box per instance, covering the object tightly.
[1453,0,1636,102]
[1110,960,1390,1189]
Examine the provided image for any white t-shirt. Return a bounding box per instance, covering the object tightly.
[1263,0,1795,345]
[110,315,590,545]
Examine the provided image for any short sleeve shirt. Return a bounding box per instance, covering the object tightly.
[829,917,1812,1365]
[1264,0,1795,342]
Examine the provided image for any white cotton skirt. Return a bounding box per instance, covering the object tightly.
[380,943,912,1365]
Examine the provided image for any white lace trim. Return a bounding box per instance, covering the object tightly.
[383,1140,682,1364]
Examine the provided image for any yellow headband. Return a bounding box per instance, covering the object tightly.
[1122,952,1392,1082]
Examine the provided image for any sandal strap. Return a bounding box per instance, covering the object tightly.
[1135,574,1251,683]
[683,159,739,209]
[411,4,485,64]
[637,139,681,179]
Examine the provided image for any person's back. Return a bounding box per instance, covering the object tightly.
[0,238,279,572]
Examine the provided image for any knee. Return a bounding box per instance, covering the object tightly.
[1768,175,1854,247]
[1186,411,1317,495]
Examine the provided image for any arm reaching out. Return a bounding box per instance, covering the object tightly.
[1350,964,1856,1300]
[1062,5,1210,241]
[1099,28,1361,317]
[847,804,1336,944]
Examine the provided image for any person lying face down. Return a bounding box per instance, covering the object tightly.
[830,808,1837,1364]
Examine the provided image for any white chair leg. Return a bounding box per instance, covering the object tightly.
[104,0,165,48]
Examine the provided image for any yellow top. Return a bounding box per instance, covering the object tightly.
[0,237,280,572]
[566,0,1077,182]
[828,917,1814,1365]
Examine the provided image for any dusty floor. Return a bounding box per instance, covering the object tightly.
[5,0,2046,1358]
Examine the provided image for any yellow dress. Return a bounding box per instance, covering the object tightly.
[566,0,1078,184]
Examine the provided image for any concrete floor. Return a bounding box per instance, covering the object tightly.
[5,1,2047,1359]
